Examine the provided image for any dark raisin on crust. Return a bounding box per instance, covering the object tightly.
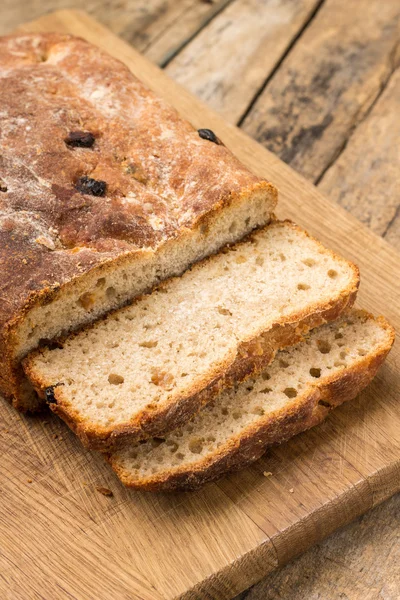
[44,383,64,404]
[65,131,95,148]
[198,128,223,145]
[0,178,7,192]
[76,176,107,197]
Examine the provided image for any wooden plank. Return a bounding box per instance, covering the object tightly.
[243,493,400,600]
[242,0,400,181]
[141,0,234,66]
[318,67,400,253]
[0,402,273,600]
[165,0,322,123]
[1,9,398,600]
[0,0,232,66]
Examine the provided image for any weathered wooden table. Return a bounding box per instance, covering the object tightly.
[2,1,400,598]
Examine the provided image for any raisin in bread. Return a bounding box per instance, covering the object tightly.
[0,33,277,411]
[108,310,394,491]
[24,221,359,451]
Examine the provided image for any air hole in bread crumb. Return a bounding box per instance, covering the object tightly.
[284,388,297,398]
[340,350,347,359]
[279,253,286,261]
[335,332,343,339]
[310,368,321,378]
[303,258,316,267]
[168,442,179,453]
[358,348,367,356]
[261,387,272,394]
[176,452,185,460]
[218,306,232,316]
[106,286,116,299]
[334,361,346,368]
[206,435,216,442]
[297,283,310,291]
[138,340,158,348]
[229,222,237,233]
[77,292,95,310]
[150,437,165,448]
[189,438,203,454]
[235,255,247,264]
[256,256,264,266]
[232,411,242,420]
[328,269,338,279]
[317,340,331,354]
[262,372,271,381]
[279,359,289,368]
[221,407,229,415]
[108,373,124,385]
[252,406,265,415]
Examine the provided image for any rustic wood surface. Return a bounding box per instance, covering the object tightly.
[1,2,399,599]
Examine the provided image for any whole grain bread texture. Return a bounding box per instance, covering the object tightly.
[108,310,394,491]
[24,221,359,451]
[0,33,277,411]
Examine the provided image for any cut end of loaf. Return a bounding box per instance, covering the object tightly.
[9,180,276,409]
[108,310,394,491]
[0,32,278,410]
[23,220,359,450]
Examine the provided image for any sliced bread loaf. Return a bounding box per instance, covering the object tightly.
[0,33,277,411]
[108,310,394,491]
[24,221,359,451]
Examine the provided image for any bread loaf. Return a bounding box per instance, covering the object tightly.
[0,33,277,410]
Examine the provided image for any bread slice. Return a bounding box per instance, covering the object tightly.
[108,310,394,491]
[0,33,277,411]
[24,221,359,451]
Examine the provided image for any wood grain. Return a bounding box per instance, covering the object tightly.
[0,9,398,600]
[318,67,400,253]
[241,492,400,600]
[165,0,322,122]
[241,0,400,182]
[0,0,232,65]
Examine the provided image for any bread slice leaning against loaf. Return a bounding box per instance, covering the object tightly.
[24,221,359,451]
[0,32,277,411]
[108,310,394,491]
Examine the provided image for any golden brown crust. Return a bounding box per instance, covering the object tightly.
[109,314,394,491]
[24,221,360,451]
[0,32,277,406]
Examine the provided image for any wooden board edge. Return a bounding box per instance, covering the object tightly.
[7,11,400,600]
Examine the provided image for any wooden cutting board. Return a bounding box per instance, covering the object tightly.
[1,10,399,600]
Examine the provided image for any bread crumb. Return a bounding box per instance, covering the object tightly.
[263,471,272,477]
[52,434,58,439]
[289,488,294,493]
[42,421,49,426]
[27,479,33,484]
[96,486,113,497]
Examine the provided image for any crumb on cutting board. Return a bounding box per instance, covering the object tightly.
[96,486,113,497]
